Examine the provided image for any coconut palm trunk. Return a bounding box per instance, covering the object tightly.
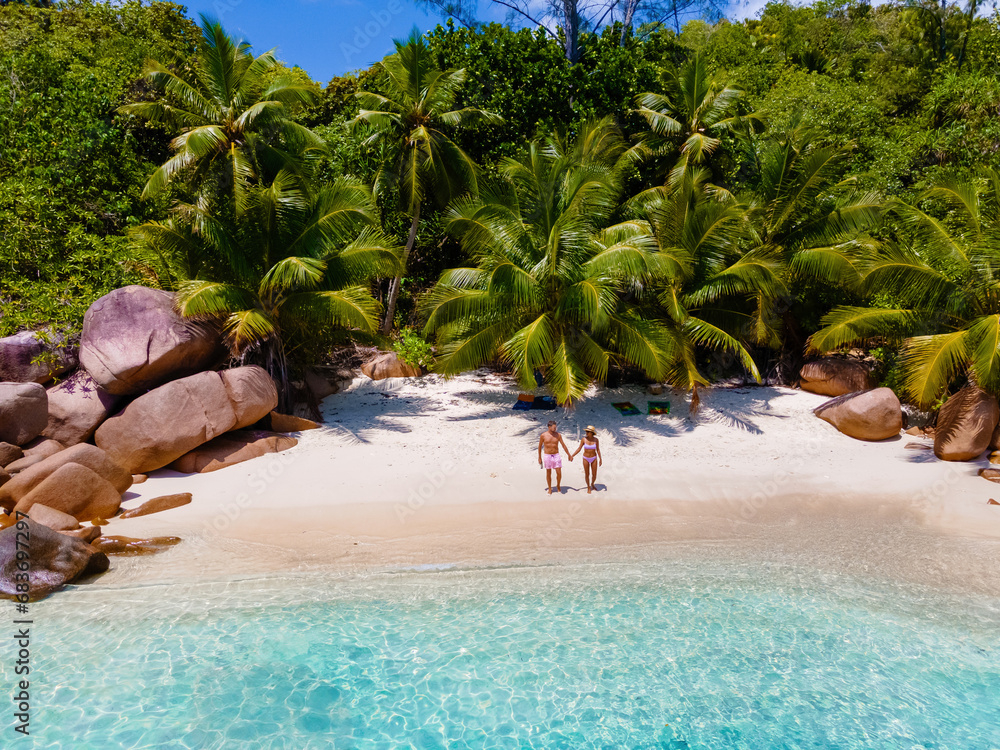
[352,30,499,337]
[263,336,292,413]
[381,204,420,334]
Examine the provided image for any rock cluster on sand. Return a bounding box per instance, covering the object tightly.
[80,285,220,395]
[0,382,48,446]
[0,519,108,600]
[934,385,1000,462]
[95,366,278,473]
[14,463,123,521]
[0,284,311,599]
[361,352,421,380]
[800,357,875,397]
[814,388,903,441]
[0,444,132,511]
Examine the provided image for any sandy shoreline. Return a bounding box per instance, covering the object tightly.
[87,372,1000,598]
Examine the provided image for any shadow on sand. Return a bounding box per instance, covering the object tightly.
[319,374,795,449]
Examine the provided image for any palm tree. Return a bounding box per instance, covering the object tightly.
[627,170,764,409]
[809,171,1000,406]
[119,16,322,211]
[632,54,760,189]
[132,173,400,408]
[703,127,883,380]
[350,28,501,334]
[421,120,672,405]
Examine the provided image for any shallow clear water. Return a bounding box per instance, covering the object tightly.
[23,561,1000,749]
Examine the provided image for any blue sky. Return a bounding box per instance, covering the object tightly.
[179,0,757,85]
[179,0,499,84]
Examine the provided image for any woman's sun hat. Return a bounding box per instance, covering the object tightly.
[585,425,596,433]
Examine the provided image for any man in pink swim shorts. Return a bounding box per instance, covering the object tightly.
[537,420,572,495]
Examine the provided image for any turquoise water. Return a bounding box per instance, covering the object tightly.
[23,562,1000,749]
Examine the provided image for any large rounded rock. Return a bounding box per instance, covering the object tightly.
[814,388,903,441]
[800,357,875,397]
[361,352,421,380]
[94,366,278,474]
[221,367,279,429]
[0,382,48,446]
[0,443,132,511]
[42,370,123,446]
[0,519,109,600]
[169,430,297,473]
[934,385,1000,462]
[80,285,221,395]
[0,331,77,384]
[13,463,122,521]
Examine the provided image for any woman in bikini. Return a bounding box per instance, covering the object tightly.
[570,425,602,493]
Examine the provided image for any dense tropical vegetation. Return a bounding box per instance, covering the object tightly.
[3,0,1000,408]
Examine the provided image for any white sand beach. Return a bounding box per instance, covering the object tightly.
[98,372,1000,596]
[92,372,1000,593]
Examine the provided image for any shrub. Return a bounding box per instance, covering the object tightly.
[392,327,435,370]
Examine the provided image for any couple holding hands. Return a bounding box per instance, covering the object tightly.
[537,421,602,495]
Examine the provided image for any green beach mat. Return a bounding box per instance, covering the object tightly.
[612,401,641,416]
[647,401,671,415]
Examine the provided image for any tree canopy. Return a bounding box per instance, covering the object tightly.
[5,0,1000,407]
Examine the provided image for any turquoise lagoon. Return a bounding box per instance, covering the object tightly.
[27,561,1000,749]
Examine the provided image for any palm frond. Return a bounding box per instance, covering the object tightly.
[175,280,257,318]
[282,287,381,334]
[901,330,971,407]
[259,256,327,298]
[222,308,277,355]
[968,314,1000,395]
[682,315,761,382]
[808,306,922,353]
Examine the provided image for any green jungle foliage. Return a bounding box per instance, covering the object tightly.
[3,0,999,405]
[0,1,199,335]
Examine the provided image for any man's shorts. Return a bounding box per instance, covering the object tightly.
[543,453,562,470]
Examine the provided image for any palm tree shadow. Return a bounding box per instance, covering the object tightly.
[318,378,796,449]
[698,404,782,436]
